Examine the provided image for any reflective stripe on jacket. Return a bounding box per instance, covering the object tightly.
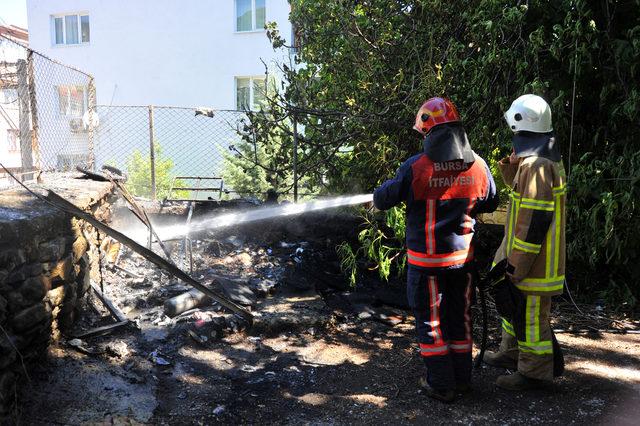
[374,152,499,270]
[493,156,567,295]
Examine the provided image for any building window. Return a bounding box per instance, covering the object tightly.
[57,85,87,117]
[0,88,18,104]
[52,14,90,45]
[236,0,266,32]
[236,77,267,110]
[7,130,19,152]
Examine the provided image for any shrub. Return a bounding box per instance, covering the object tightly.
[125,143,185,200]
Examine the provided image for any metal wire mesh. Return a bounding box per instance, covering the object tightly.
[93,105,248,199]
[0,34,94,189]
[0,35,252,198]
[1,34,28,189]
[30,50,94,171]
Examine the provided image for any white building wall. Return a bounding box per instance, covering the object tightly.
[26,0,293,108]
[25,0,294,180]
[0,38,27,170]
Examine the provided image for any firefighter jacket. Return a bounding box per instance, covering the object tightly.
[493,155,567,296]
[373,149,499,271]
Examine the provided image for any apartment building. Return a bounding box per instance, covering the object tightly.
[26,0,293,109]
[22,1,294,179]
[0,25,28,170]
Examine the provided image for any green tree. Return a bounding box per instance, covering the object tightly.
[222,113,320,199]
[125,142,185,200]
[245,0,639,304]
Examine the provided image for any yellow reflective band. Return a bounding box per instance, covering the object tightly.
[552,184,567,195]
[521,198,554,207]
[518,340,553,355]
[554,193,562,274]
[516,277,565,293]
[526,296,535,344]
[501,318,515,337]
[513,237,541,254]
[535,297,540,343]
[501,317,514,328]
[547,214,554,278]
[520,198,555,211]
[508,197,521,255]
[506,202,516,255]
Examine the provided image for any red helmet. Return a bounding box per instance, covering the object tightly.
[413,97,461,135]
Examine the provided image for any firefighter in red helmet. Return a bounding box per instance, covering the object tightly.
[374,97,499,402]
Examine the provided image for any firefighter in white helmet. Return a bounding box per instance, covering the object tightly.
[484,94,567,390]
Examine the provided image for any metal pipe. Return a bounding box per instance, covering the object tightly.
[148,105,156,200]
[293,114,298,203]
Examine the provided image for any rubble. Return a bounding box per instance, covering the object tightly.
[164,288,212,317]
[6,197,638,424]
[150,349,171,366]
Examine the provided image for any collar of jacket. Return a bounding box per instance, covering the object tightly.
[423,122,475,163]
[513,131,561,162]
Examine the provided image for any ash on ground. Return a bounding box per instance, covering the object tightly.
[15,203,640,425]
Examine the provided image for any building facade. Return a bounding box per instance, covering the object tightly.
[0,25,29,171]
[23,1,294,183]
[26,0,293,109]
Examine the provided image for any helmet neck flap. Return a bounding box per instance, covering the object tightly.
[512,131,561,162]
[423,122,475,164]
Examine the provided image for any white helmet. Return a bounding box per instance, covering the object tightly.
[504,94,552,133]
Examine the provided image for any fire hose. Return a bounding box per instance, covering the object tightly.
[473,258,564,377]
[473,259,508,369]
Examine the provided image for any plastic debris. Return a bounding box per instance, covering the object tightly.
[68,339,82,347]
[150,350,171,366]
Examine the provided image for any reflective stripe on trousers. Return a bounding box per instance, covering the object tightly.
[407,248,474,268]
[517,295,553,355]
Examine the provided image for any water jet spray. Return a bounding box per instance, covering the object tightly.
[143,193,374,242]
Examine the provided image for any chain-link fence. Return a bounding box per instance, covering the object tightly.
[0,33,253,198]
[93,105,248,200]
[0,33,95,190]
[30,49,95,172]
[0,34,268,199]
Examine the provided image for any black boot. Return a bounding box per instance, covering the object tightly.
[418,377,456,403]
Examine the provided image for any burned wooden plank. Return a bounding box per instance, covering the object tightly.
[113,264,142,279]
[107,177,174,262]
[91,282,128,323]
[45,190,254,323]
[76,166,111,182]
[72,321,129,339]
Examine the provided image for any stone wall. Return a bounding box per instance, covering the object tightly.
[0,175,115,417]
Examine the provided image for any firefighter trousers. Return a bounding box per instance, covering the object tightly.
[498,295,556,381]
[407,266,473,391]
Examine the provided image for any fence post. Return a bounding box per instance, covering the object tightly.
[292,114,298,203]
[87,76,97,170]
[16,59,34,180]
[26,50,41,171]
[148,105,157,200]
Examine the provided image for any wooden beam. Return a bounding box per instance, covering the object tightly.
[73,321,129,339]
[90,282,128,323]
[109,176,174,262]
[45,190,254,323]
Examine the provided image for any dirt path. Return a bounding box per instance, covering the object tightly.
[13,211,640,425]
[17,318,639,425]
